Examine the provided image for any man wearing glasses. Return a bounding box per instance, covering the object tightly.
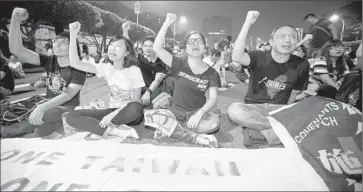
[227,11,310,146]
[8,8,86,138]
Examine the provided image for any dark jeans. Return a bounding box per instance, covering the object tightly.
[66,101,144,136]
[37,106,74,137]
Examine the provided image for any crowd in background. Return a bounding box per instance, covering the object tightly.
[0,7,361,148]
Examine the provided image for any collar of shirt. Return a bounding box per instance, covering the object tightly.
[144,55,158,63]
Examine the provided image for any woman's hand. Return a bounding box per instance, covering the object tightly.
[99,110,118,129]
[187,111,204,129]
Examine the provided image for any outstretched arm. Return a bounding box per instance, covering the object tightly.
[296,34,313,48]
[328,23,339,40]
[153,13,177,68]
[9,8,40,65]
[232,11,260,70]
[122,21,131,40]
[68,22,98,74]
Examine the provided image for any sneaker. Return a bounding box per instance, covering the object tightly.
[196,134,219,148]
[115,125,139,140]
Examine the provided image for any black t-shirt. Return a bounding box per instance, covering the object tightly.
[245,51,310,104]
[308,19,333,48]
[0,63,14,92]
[171,56,220,111]
[137,53,167,87]
[39,55,87,107]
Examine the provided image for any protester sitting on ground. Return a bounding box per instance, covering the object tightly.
[152,13,221,147]
[9,7,87,138]
[264,43,272,51]
[81,49,96,65]
[99,52,108,64]
[303,13,339,58]
[122,22,168,108]
[258,44,266,51]
[65,22,144,141]
[8,55,26,79]
[0,49,14,100]
[202,48,227,89]
[228,11,310,146]
[215,39,230,88]
[296,39,355,100]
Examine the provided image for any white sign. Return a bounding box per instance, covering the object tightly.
[134,2,140,14]
[1,138,328,191]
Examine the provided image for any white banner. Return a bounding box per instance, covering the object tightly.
[1,138,329,191]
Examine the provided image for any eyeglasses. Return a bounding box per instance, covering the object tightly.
[187,38,204,45]
[330,46,345,51]
[143,45,153,49]
[274,34,298,40]
[52,38,69,45]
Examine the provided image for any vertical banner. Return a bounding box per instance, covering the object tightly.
[296,28,304,42]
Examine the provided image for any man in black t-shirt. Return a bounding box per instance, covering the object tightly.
[121,23,168,108]
[303,13,339,58]
[228,11,310,146]
[0,49,14,100]
[9,8,86,138]
[138,37,168,107]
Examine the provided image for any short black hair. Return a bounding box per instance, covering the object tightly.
[270,25,298,38]
[226,36,232,41]
[303,13,316,20]
[142,36,155,44]
[54,31,82,60]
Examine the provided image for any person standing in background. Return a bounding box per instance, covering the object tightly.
[303,13,339,58]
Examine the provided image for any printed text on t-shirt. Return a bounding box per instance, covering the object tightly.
[178,71,209,91]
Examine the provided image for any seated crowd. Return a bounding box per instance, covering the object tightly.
[3,7,362,148]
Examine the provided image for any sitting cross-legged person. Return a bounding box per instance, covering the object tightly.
[227,11,310,146]
[9,8,87,138]
[122,22,168,108]
[65,22,144,140]
[147,13,221,148]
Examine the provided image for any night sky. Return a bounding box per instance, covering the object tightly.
[121,0,352,42]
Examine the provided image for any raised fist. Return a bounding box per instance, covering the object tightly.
[165,13,177,25]
[245,11,260,25]
[122,21,131,31]
[69,22,81,34]
[12,8,29,22]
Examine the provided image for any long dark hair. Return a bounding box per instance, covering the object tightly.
[105,35,138,68]
[316,39,353,77]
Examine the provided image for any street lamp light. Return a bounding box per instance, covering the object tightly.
[174,16,188,46]
[329,14,345,41]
